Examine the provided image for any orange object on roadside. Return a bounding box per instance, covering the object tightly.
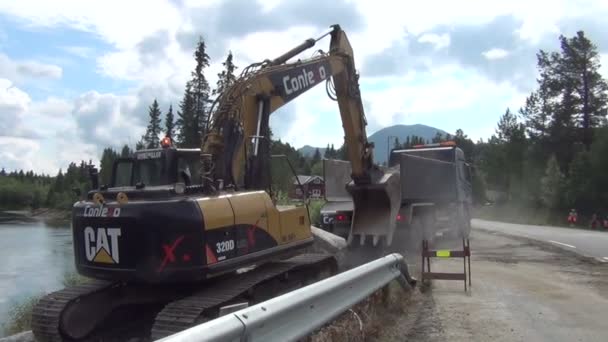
[567,209,578,224]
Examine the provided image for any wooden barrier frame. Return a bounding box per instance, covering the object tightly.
[421,238,471,291]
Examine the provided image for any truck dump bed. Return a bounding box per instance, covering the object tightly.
[398,153,458,203]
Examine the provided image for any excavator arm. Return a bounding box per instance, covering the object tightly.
[202,25,401,246]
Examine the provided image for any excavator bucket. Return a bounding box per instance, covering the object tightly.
[347,169,401,246]
[323,159,401,247]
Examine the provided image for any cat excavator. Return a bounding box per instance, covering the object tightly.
[31,24,401,341]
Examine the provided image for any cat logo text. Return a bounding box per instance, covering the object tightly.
[84,227,121,264]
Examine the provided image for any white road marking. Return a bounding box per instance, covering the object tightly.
[548,240,576,249]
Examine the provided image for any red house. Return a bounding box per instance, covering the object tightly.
[291,175,325,199]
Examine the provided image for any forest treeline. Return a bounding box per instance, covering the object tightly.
[475,31,608,222]
[1,30,606,223]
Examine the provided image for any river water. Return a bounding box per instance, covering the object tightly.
[0,211,73,333]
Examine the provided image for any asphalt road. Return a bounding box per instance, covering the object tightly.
[370,228,608,342]
[472,218,608,262]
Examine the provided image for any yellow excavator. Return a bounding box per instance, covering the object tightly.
[31,24,401,341]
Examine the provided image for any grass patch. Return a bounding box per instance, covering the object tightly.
[308,281,411,342]
[1,272,89,337]
[308,199,325,226]
[62,271,89,287]
[2,295,41,336]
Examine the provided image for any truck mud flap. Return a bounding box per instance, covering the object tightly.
[347,170,401,246]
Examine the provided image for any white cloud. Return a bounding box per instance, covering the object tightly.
[0,137,43,172]
[0,78,32,137]
[0,54,62,83]
[62,46,95,58]
[0,0,182,49]
[0,0,607,174]
[418,33,451,50]
[483,48,510,60]
[361,65,525,139]
[0,79,145,173]
[71,91,142,147]
[0,78,30,115]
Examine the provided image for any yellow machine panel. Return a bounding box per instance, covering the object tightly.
[228,191,269,231]
[277,205,311,244]
[261,194,282,242]
[196,196,235,230]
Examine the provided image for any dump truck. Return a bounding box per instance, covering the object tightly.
[321,141,473,249]
[390,141,473,245]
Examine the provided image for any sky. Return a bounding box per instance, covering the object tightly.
[1,0,608,174]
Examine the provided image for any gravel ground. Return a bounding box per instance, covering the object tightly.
[369,228,608,342]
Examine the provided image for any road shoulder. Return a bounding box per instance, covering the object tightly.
[370,229,608,342]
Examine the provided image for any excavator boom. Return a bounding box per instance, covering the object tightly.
[202,25,401,246]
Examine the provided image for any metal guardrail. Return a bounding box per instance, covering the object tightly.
[157,253,415,342]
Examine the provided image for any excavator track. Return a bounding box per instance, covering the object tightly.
[151,253,336,340]
[31,254,335,342]
[31,280,113,342]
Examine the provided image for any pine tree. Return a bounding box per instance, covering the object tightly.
[311,162,323,176]
[588,127,608,209]
[392,137,400,150]
[492,110,527,195]
[176,82,197,147]
[520,91,549,142]
[165,104,175,138]
[0,168,6,176]
[192,37,211,138]
[432,132,443,143]
[99,148,119,186]
[175,37,212,148]
[558,31,608,150]
[323,144,331,159]
[336,143,348,161]
[540,155,564,209]
[53,169,64,192]
[143,99,162,149]
[120,145,132,158]
[213,51,238,98]
[453,129,476,162]
[404,136,411,149]
[135,139,145,151]
[312,148,321,164]
[496,109,520,143]
[565,151,593,210]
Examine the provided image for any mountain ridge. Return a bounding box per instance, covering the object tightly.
[297,124,449,164]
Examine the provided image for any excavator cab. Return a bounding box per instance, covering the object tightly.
[109,147,201,189]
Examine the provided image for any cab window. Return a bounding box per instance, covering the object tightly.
[114,161,133,187]
[177,152,201,185]
[134,158,166,186]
